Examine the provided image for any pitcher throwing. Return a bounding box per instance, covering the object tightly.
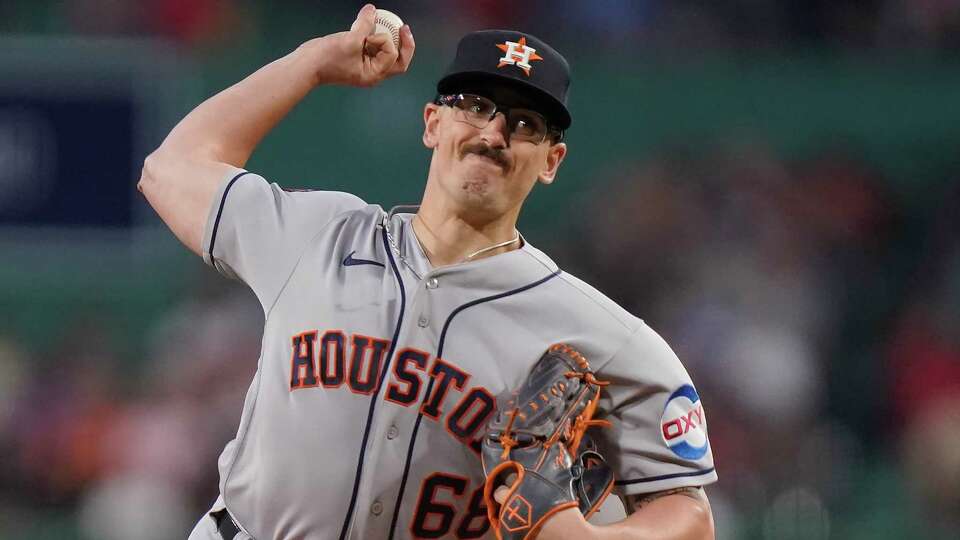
[140,4,717,539]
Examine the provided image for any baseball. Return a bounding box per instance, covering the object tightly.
[374,8,403,49]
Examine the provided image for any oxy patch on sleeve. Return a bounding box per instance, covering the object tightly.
[660,384,709,461]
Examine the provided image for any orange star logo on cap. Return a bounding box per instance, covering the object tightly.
[496,37,543,76]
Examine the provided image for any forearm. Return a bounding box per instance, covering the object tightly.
[593,491,714,540]
[156,42,325,166]
[539,489,714,540]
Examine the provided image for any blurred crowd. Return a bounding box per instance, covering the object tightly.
[2,140,958,539]
[0,276,265,539]
[560,142,960,538]
[2,0,960,53]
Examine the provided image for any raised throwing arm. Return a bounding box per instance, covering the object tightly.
[138,4,414,255]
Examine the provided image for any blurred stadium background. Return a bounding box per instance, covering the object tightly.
[2,1,959,539]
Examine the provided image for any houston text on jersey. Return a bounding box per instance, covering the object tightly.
[289,329,497,454]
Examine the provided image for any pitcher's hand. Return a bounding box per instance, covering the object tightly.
[300,3,415,88]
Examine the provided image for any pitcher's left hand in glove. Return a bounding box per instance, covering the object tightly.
[481,344,615,540]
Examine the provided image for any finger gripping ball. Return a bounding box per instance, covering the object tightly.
[374,9,403,49]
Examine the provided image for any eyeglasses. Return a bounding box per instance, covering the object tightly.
[434,93,563,144]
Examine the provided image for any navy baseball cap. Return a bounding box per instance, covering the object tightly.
[437,30,572,130]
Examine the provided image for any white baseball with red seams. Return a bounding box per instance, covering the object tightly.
[374,9,403,49]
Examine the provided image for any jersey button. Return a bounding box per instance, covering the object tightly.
[426,277,439,289]
[371,500,383,516]
[387,425,399,440]
[417,315,429,327]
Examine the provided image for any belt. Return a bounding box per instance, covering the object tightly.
[212,509,242,540]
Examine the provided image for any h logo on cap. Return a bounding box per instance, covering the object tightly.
[496,37,543,76]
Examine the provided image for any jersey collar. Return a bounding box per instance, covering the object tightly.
[381,206,560,291]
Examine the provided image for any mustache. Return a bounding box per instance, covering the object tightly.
[460,143,511,170]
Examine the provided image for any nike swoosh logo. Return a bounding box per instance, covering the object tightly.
[342,251,385,268]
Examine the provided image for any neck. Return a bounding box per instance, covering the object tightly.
[413,197,522,268]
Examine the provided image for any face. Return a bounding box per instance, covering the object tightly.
[421,86,567,223]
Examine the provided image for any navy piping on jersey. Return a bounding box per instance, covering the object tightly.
[338,225,407,540]
[387,269,563,539]
[207,171,253,258]
[614,467,716,486]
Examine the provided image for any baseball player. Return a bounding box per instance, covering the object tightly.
[140,4,716,539]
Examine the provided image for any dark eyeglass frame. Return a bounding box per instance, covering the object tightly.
[433,93,564,144]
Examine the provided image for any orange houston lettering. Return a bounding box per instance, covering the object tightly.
[288,329,495,451]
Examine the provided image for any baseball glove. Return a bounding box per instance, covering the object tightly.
[481,343,615,540]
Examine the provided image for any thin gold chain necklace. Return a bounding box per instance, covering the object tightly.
[414,213,519,264]
[381,208,522,281]
[461,231,521,261]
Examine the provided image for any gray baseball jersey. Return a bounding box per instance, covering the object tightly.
[193,168,716,539]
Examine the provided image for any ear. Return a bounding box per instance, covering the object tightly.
[537,142,567,185]
[422,102,441,149]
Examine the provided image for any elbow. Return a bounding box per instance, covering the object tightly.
[692,498,715,540]
[138,151,160,196]
[137,155,152,196]
[139,149,175,199]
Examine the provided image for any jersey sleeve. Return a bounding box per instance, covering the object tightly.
[595,323,718,495]
[201,168,367,310]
